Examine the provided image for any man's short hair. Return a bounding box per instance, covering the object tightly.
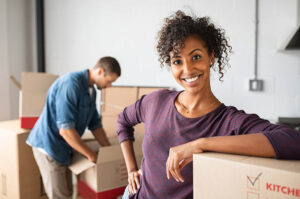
[95,56,121,76]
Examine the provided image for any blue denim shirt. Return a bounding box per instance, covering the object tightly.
[27,69,102,165]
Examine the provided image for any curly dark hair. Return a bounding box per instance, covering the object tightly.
[156,10,232,81]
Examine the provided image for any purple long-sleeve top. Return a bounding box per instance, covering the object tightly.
[117,89,300,199]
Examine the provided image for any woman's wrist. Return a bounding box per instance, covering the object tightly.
[193,138,207,154]
[127,166,138,173]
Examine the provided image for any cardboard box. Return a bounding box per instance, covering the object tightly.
[101,87,138,116]
[101,86,169,138]
[193,153,300,199]
[0,120,47,199]
[69,136,143,199]
[137,87,164,99]
[101,115,144,138]
[17,72,58,129]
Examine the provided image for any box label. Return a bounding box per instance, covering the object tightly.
[266,183,300,197]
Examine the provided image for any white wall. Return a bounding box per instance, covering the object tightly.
[0,0,10,121]
[0,0,37,121]
[45,0,300,121]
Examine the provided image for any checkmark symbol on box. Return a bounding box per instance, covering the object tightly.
[247,172,262,186]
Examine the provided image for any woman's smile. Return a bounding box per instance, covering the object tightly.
[170,35,213,93]
[180,74,203,86]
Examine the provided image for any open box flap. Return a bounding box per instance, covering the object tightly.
[21,72,58,91]
[69,154,95,175]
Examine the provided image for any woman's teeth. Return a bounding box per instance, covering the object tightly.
[185,75,199,82]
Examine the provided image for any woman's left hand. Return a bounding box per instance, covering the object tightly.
[166,139,203,182]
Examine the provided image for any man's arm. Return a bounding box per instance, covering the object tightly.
[91,127,111,146]
[60,128,97,162]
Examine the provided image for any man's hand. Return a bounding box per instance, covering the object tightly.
[92,127,111,146]
[128,169,143,194]
[60,128,98,163]
[87,151,97,163]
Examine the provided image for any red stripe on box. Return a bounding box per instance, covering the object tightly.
[78,181,126,199]
[20,117,38,129]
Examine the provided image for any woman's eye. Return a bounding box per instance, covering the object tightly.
[173,60,181,65]
[192,55,201,61]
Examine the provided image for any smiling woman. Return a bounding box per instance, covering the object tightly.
[156,11,232,81]
[117,10,300,199]
[169,36,221,117]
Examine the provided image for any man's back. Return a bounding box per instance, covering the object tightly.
[26,69,101,165]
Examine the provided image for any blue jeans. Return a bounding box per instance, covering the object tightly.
[122,185,130,199]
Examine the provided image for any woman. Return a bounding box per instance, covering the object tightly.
[118,11,300,199]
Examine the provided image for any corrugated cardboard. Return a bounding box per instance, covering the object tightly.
[193,153,300,199]
[70,135,143,199]
[101,86,169,138]
[101,115,119,138]
[100,115,144,138]
[0,120,47,199]
[137,87,164,99]
[101,87,138,116]
[19,72,58,129]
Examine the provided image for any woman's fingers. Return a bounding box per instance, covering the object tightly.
[132,175,137,193]
[128,170,142,194]
[166,149,184,182]
[129,175,136,193]
[179,157,193,170]
[173,155,184,182]
[170,153,181,182]
[166,141,200,182]
[128,182,133,194]
[138,169,143,176]
[166,159,170,180]
[134,172,140,189]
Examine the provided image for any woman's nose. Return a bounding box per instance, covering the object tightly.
[182,61,193,73]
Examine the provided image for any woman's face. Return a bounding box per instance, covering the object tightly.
[170,35,214,94]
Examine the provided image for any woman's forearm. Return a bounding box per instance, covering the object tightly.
[195,133,276,158]
[121,139,139,173]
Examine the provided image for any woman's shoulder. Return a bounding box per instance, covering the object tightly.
[138,89,178,108]
[220,104,261,121]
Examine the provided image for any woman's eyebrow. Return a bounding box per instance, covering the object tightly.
[171,54,181,59]
[189,48,202,55]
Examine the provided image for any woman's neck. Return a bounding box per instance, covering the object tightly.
[176,89,221,117]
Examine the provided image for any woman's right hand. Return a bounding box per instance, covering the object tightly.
[128,169,143,194]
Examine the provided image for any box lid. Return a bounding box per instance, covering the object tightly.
[0,120,29,134]
[69,140,100,174]
[69,154,95,175]
[21,72,58,91]
[69,136,143,175]
[194,153,300,173]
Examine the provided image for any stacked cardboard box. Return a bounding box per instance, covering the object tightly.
[193,153,300,199]
[101,86,169,138]
[0,120,47,199]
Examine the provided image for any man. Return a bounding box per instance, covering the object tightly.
[26,56,121,199]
